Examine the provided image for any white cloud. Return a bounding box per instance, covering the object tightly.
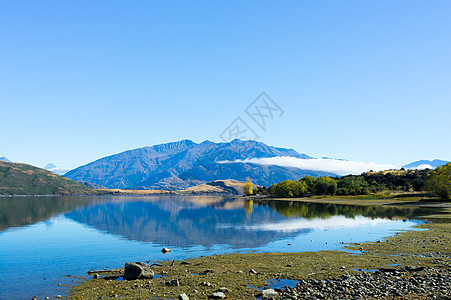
[218,156,399,175]
[407,164,433,170]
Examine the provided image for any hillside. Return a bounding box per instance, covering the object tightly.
[65,139,335,190]
[0,161,98,195]
[177,180,248,195]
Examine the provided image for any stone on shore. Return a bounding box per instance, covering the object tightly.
[210,291,226,299]
[124,262,154,280]
[166,279,180,286]
[262,288,279,299]
[179,293,189,300]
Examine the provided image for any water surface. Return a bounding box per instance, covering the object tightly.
[0,196,435,300]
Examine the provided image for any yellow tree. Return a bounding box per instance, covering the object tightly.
[243,177,253,195]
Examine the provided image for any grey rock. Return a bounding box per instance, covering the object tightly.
[124,262,154,280]
[179,293,189,300]
[262,288,279,299]
[218,287,229,293]
[210,292,226,299]
[161,248,172,254]
[166,279,180,286]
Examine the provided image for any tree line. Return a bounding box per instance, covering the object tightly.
[249,163,451,199]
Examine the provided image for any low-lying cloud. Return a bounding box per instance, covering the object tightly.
[407,164,433,170]
[218,156,399,176]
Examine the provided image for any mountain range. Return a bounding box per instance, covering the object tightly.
[0,157,11,162]
[65,139,335,190]
[403,159,449,170]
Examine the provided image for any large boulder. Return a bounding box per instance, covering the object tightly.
[124,262,154,280]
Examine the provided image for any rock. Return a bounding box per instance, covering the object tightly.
[124,262,154,280]
[250,269,257,274]
[201,281,211,286]
[161,248,172,254]
[166,279,180,286]
[93,274,100,279]
[405,266,424,272]
[210,292,226,299]
[181,261,191,265]
[179,293,189,300]
[56,296,62,299]
[218,287,229,293]
[262,288,279,299]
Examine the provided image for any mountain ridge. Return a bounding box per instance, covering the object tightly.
[403,159,449,169]
[65,139,332,189]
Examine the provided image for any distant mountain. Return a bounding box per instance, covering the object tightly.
[43,163,69,176]
[403,159,449,170]
[65,139,335,189]
[0,157,11,162]
[0,161,98,195]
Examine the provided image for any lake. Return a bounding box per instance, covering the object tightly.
[0,195,435,300]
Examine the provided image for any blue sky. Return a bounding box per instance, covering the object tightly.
[1,0,450,170]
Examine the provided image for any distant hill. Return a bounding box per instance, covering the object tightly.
[0,157,11,162]
[403,159,449,170]
[0,161,98,195]
[65,139,335,189]
[43,163,69,176]
[178,180,248,195]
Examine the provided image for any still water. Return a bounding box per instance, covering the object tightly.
[0,196,435,299]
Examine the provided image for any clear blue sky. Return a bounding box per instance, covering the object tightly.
[1,0,450,170]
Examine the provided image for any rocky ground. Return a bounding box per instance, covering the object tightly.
[279,265,450,299]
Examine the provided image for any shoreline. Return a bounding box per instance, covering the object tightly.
[67,197,450,299]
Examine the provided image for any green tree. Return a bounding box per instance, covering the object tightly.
[424,163,451,199]
[314,177,337,195]
[300,175,316,194]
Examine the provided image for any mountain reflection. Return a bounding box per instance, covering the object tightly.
[0,196,96,231]
[64,196,437,249]
[65,196,301,248]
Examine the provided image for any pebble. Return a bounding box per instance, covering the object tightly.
[210,291,226,299]
[166,279,180,286]
[179,293,189,300]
